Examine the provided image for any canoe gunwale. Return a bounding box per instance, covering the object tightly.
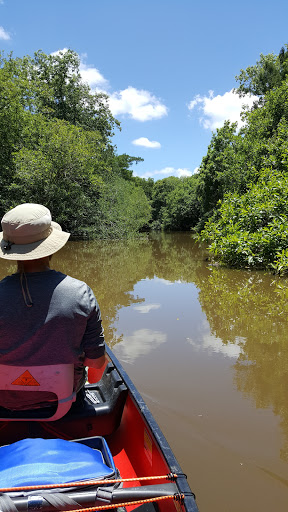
[106,346,199,512]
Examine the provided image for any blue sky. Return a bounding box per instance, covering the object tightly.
[1,0,288,180]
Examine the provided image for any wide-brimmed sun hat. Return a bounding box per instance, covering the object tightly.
[0,204,70,260]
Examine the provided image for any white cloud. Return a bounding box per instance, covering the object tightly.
[50,49,168,122]
[157,167,192,178]
[135,166,193,180]
[51,49,108,90]
[51,48,69,57]
[109,86,168,121]
[132,137,161,149]
[188,89,257,130]
[0,26,10,40]
[79,61,108,90]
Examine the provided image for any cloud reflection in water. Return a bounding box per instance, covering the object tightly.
[133,303,161,314]
[187,331,244,359]
[112,328,167,363]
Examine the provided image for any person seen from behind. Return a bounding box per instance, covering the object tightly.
[0,203,106,413]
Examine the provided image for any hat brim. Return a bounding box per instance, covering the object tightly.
[0,225,70,260]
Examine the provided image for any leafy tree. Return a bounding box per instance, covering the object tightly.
[111,154,143,181]
[0,50,152,238]
[195,48,288,229]
[196,46,288,271]
[9,117,106,232]
[0,53,34,208]
[195,121,242,225]
[200,170,288,271]
[30,50,120,142]
[151,176,180,227]
[132,176,155,200]
[242,80,288,174]
[235,45,288,97]
[161,176,200,230]
[95,177,152,238]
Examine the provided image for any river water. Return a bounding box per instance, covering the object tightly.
[0,232,288,511]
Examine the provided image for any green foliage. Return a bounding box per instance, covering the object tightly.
[111,154,144,181]
[160,176,200,230]
[0,53,34,204]
[132,176,155,200]
[148,175,200,231]
[30,49,120,141]
[270,249,288,276]
[235,45,288,97]
[196,121,242,224]
[195,78,288,227]
[151,176,180,227]
[0,50,151,238]
[200,170,288,270]
[9,116,106,232]
[94,178,152,238]
[194,44,288,272]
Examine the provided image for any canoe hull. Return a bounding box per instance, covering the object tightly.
[0,347,199,512]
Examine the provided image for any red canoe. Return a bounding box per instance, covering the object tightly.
[0,346,199,512]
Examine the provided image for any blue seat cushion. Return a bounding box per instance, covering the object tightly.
[0,437,115,487]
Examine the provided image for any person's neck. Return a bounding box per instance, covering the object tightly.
[17,258,51,273]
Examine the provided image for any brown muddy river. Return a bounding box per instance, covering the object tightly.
[1,232,288,511]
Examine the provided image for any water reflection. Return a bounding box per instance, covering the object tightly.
[187,333,243,358]
[133,303,161,313]
[194,265,288,461]
[1,232,288,497]
[113,328,167,363]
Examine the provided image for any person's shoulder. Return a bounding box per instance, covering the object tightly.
[0,273,18,286]
[54,272,89,291]
[56,273,96,309]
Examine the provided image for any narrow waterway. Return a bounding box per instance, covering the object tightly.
[1,232,288,511]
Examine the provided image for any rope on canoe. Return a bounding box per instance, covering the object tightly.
[0,474,180,493]
[60,494,185,512]
[0,492,185,512]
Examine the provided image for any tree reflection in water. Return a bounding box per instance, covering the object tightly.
[193,265,288,462]
[0,232,288,461]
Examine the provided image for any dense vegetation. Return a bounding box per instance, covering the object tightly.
[0,49,151,238]
[2,46,288,272]
[198,45,288,274]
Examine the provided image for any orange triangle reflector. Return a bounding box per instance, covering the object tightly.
[12,370,40,386]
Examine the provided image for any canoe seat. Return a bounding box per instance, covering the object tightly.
[53,362,128,437]
[0,363,128,439]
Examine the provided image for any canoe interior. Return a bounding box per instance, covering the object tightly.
[0,348,199,512]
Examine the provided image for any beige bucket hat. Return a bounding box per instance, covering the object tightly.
[0,204,70,260]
